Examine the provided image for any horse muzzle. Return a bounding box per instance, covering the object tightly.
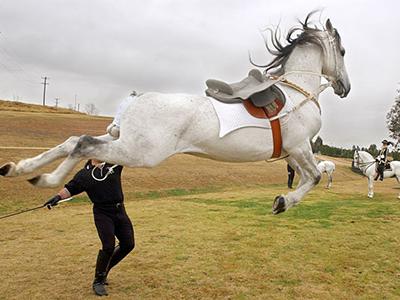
[333,79,351,98]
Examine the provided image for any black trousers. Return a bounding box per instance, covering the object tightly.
[93,204,135,255]
[287,164,295,188]
[376,163,385,180]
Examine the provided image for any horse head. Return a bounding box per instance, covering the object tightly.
[259,11,351,98]
[319,18,351,98]
[353,150,375,171]
[353,149,361,169]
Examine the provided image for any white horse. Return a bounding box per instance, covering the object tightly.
[317,160,335,189]
[353,150,400,199]
[0,13,351,214]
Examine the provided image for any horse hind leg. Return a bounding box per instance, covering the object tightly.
[0,136,81,177]
[28,135,114,187]
[0,134,115,178]
[28,134,172,188]
[327,173,333,189]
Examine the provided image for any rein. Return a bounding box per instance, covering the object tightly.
[267,71,333,122]
[354,153,376,173]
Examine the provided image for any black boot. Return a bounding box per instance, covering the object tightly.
[104,245,134,282]
[93,250,112,296]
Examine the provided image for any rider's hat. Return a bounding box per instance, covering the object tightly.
[382,139,389,144]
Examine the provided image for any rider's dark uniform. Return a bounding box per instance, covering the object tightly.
[375,144,389,181]
[64,160,134,293]
[287,164,295,189]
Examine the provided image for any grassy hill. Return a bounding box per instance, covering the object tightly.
[0,99,86,114]
[1,103,400,299]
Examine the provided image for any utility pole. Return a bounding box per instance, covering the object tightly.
[54,97,60,108]
[41,76,49,106]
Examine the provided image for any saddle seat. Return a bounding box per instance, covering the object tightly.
[205,69,286,108]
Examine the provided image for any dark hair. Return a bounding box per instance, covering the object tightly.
[251,10,324,75]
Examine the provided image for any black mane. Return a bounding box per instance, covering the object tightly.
[252,11,325,75]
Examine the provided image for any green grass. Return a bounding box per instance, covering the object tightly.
[131,186,222,199]
[3,183,400,299]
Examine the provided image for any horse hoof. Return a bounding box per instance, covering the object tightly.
[0,162,16,176]
[27,174,58,188]
[272,195,286,215]
[28,175,41,186]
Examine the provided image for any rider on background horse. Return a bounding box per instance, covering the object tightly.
[375,140,393,181]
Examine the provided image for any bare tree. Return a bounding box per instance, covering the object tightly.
[386,88,400,142]
[84,103,99,115]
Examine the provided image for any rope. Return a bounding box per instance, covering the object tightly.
[91,163,118,181]
[269,71,333,116]
[0,146,51,150]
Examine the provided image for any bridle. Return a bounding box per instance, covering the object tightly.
[266,30,341,119]
[354,150,376,173]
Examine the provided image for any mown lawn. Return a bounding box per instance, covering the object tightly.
[1,109,400,299]
[1,184,400,299]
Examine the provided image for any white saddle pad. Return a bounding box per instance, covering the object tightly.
[209,98,269,137]
[209,86,292,137]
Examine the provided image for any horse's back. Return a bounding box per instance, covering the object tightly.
[119,92,275,162]
[326,160,335,170]
[390,160,400,173]
[318,160,335,173]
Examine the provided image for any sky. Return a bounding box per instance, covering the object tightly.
[0,0,398,148]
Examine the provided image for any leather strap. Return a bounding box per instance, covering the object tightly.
[242,99,284,158]
[263,100,285,158]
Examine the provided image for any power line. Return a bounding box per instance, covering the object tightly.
[41,76,49,106]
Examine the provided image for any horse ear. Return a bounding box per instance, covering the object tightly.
[325,19,334,33]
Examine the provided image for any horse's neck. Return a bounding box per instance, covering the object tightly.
[361,152,374,162]
[283,44,323,100]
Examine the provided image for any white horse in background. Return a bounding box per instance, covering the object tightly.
[0,13,351,214]
[353,150,400,199]
[317,160,335,189]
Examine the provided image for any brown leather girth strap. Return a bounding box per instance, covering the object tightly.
[242,100,267,118]
[242,99,284,158]
[263,100,284,158]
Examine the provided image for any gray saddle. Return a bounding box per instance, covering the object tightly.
[205,69,285,107]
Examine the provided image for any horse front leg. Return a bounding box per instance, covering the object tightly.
[273,143,321,214]
[0,134,114,177]
[367,176,374,198]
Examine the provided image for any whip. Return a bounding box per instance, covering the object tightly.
[0,197,73,220]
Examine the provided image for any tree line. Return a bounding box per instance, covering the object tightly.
[311,137,400,160]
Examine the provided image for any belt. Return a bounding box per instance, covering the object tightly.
[94,202,124,209]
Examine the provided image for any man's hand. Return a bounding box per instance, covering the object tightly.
[44,195,62,210]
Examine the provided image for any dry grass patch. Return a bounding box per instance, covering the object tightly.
[2,106,400,299]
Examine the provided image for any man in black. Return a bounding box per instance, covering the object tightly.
[287,164,295,189]
[375,140,392,181]
[45,159,135,296]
